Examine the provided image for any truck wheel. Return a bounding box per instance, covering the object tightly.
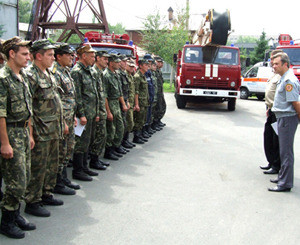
[228,99,236,111]
[240,88,249,99]
[175,93,186,109]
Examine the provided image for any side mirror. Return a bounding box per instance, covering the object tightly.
[173,54,178,63]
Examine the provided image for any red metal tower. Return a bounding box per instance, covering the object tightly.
[27,0,109,42]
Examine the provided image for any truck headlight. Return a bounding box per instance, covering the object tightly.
[186,79,191,85]
[231,82,236,87]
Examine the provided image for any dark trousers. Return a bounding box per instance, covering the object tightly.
[264,110,281,171]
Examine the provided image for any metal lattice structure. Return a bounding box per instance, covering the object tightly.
[27,0,109,42]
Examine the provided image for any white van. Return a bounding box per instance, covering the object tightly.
[240,62,273,100]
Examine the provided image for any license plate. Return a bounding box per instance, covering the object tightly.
[204,91,217,95]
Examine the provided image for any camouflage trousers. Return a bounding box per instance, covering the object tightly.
[153,94,166,121]
[25,139,59,204]
[106,99,124,148]
[126,108,134,133]
[58,113,75,174]
[0,127,31,211]
[89,118,107,156]
[133,106,147,131]
[74,117,96,154]
[121,107,127,135]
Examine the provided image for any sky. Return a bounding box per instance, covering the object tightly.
[100,0,300,39]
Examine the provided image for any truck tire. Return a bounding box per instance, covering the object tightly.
[228,99,236,111]
[240,88,249,100]
[175,93,186,109]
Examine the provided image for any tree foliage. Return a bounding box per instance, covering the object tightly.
[250,31,269,65]
[141,8,189,66]
[108,23,126,34]
[19,0,33,23]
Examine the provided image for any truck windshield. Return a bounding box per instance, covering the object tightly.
[92,46,133,56]
[280,48,300,65]
[184,46,239,65]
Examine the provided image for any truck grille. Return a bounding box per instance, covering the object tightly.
[192,79,229,89]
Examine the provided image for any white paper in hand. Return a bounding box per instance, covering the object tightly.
[74,117,86,136]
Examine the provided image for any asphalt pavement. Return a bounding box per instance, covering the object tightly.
[1,93,300,245]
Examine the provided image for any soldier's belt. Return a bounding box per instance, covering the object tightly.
[6,120,29,128]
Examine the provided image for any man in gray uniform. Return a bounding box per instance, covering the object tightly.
[269,52,300,192]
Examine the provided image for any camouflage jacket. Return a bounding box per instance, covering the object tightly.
[134,70,149,107]
[151,70,158,103]
[155,69,164,96]
[126,70,135,106]
[71,61,99,119]
[117,69,129,102]
[26,63,63,141]
[0,65,32,123]
[93,65,107,119]
[52,62,76,116]
[103,68,123,100]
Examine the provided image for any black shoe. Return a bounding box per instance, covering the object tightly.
[90,161,107,170]
[260,165,271,170]
[158,121,166,127]
[15,212,36,231]
[270,178,279,184]
[263,168,279,174]
[112,149,123,157]
[53,185,76,195]
[99,159,110,166]
[25,202,51,217]
[133,136,144,144]
[122,140,133,149]
[120,145,130,153]
[104,148,119,160]
[83,168,99,176]
[0,209,25,239]
[115,146,127,155]
[62,177,81,190]
[72,170,93,181]
[268,186,291,192]
[42,195,64,206]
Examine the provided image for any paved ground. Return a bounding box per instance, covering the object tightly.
[1,93,300,245]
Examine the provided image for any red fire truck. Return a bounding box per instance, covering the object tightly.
[83,31,138,62]
[174,9,241,111]
[276,34,300,81]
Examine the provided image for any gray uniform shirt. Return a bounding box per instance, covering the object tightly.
[272,69,300,118]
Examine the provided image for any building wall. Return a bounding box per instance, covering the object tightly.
[0,0,18,39]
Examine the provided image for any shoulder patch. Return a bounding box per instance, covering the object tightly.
[285,84,293,92]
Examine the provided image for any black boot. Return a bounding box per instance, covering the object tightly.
[53,173,76,195]
[142,126,150,138]
[133,131,145,144]
[82,153,98,176]
[115,146,127,155]
[0,208,25,239]
[104,147,119,160]
[15,205,36,231]
[158,120,166,127]
[25,202,50,217]
[72,153,93,181]
[122,132,133,149]
[62,166,80,190]
[98,159,110,166]
[89,154,107,170]
[111,147,123,157]
[146,124,155,135]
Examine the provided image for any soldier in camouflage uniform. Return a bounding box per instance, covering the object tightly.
[52,44,80,195]
[0,37,36,239]
[103,54,128,160]
[89,50,110,170]
[153,56,167,129]
[24,40,65,218]
[148,60,158,134]
[133,59,150,144]
[71,45,100,181]
[0,39,5,203]
[118,55,133,150]
[125,59,136,147]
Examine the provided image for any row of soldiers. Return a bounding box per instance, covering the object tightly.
[0,36,166,239]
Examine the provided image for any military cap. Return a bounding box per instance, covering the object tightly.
[143,53,153,61]
[2,36,32,55]
[55,43,73,54]
[127,59,136,67]
[154,56,164,62]
[108,53,121,62]
[96,50,110,57]
[76,44,96,55]
[119,54,127,61]
[30,39,55,52]
[138,58,149,65]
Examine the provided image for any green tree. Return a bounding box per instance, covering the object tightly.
[250,31,269,65]
[141,8,189,66]
[108,23,126,34]
[19,0,33,23]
